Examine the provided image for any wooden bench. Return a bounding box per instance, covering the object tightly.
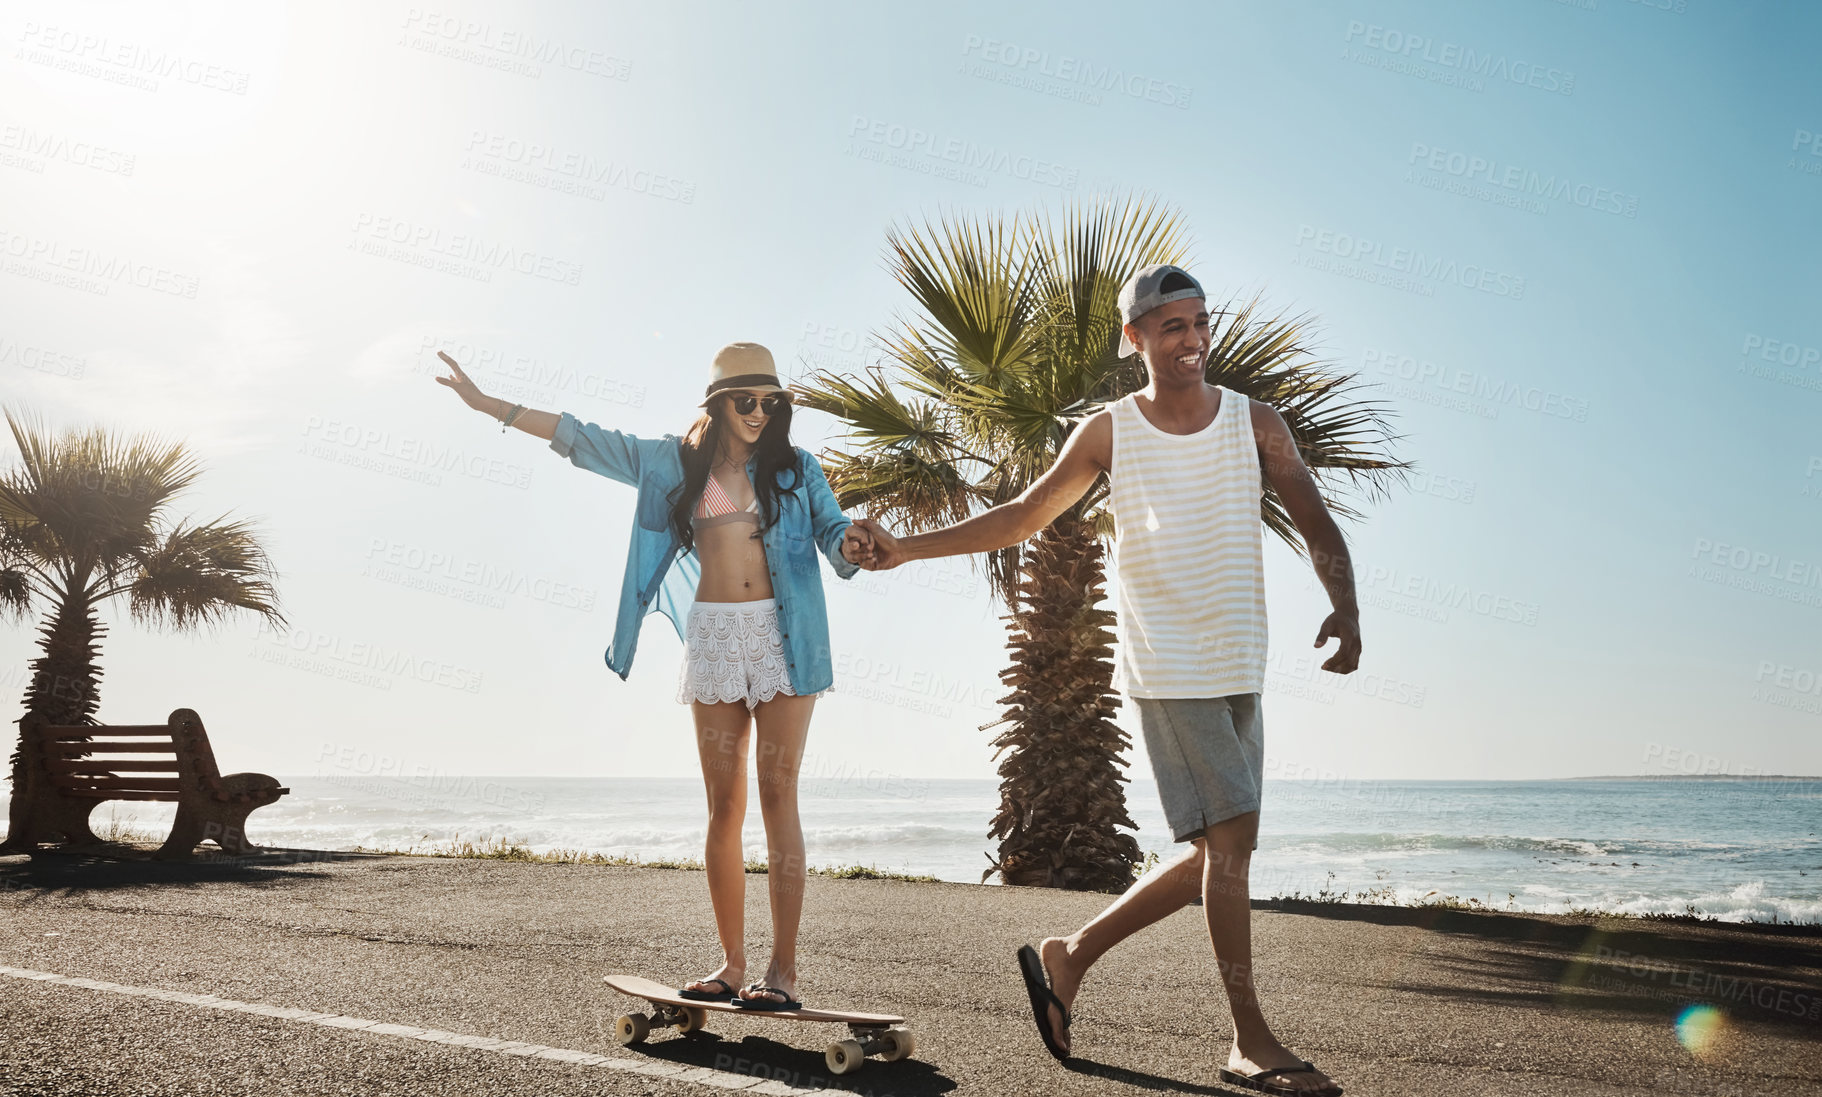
[17,707,288,860]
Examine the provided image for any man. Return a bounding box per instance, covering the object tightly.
[852,264,1359,1095]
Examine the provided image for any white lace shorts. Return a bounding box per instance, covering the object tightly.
[675,599,825,710]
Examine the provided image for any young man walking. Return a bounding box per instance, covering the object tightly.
[852,264,1359,1095]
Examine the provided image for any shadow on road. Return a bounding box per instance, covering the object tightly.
[1065,1056,1241,1094]
[622,1030,958,1095]
[0,847,384,899]
[1261,900,1822,1035]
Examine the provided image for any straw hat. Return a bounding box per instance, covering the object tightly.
[700,342,787,406]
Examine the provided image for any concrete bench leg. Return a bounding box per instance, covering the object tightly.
[154,804,206,861]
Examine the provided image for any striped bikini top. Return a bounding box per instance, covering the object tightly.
[692,474,760,528]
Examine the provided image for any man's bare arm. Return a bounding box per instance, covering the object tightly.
[890,411,1112,564]
[1251,400,1361,672]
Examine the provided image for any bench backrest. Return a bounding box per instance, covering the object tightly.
[24,709,225,802]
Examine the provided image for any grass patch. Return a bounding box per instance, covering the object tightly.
[349,834,939,881]
[95,810,163,845]
[813,863,941,883]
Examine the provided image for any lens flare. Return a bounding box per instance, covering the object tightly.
[1675,1004,1727,1057]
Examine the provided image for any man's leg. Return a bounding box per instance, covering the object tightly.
[1037,841,1205,1054]
[1032,694,1237,1054]
[1203,810,1338,1094]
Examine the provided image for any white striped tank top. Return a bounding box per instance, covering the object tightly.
[1106,386,1267,698]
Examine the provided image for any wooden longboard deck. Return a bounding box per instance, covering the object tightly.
[604,974,904,1026]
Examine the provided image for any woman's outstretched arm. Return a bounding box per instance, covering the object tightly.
[434,350,557,439]
[434,349,649,485]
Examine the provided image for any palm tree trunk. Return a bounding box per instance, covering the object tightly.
[3,593,105,849]
[985,517,1140,891]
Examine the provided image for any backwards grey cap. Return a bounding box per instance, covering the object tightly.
[1117,263,1205,356]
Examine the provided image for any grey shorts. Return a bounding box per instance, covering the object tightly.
[1134,694,1264,844]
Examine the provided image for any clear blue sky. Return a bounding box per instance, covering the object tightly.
[2,0,1818,784]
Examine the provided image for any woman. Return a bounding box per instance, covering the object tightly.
[435,341,871,1011]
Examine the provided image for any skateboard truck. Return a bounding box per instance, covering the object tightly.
[825,1023,916,1074]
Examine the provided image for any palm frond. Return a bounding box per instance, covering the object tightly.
[883,213,1046,385]
[0,406,201,583]
[1197,296,1412,557]
[123,515,285,633]
[817,448,978,532]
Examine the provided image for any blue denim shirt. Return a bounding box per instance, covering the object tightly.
[549,411,858,694]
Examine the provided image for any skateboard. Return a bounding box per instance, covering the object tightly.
[602,974,915,1075]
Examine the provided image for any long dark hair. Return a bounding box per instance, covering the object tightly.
[668,394,801,553]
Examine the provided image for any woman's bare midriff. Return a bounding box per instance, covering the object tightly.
[692,473,774,602]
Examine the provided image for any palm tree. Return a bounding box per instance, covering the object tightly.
[796,195,1409,891]
[0,407,285,850]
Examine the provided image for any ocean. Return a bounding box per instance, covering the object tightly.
[64,776,1822,924]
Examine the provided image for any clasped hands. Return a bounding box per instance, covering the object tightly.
[838,517,903,571]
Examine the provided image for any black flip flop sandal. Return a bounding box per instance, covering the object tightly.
[677,978,736,1002]
[1218,1060,1342,1096]
[731,984,802,1011]
[1015,944,1071,1060]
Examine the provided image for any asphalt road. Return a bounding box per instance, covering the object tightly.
[1,850,1818,1096]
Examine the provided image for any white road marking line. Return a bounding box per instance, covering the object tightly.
[0,963,820,1095]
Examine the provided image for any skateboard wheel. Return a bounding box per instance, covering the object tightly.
[674,1006,708,1034]
[615,1013,651,1045]
[825,1039,866,1075]
[880,1027,915,1061]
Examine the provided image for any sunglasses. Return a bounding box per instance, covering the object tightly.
[728,393,791,416]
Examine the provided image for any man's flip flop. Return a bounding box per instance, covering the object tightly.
[676,978,736,1002]
[1014,944,1070,1060]
[731,985,802,1012]
[1218,1060,1342,1096]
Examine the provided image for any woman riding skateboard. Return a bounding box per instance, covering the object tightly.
[435,341,872,1011]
